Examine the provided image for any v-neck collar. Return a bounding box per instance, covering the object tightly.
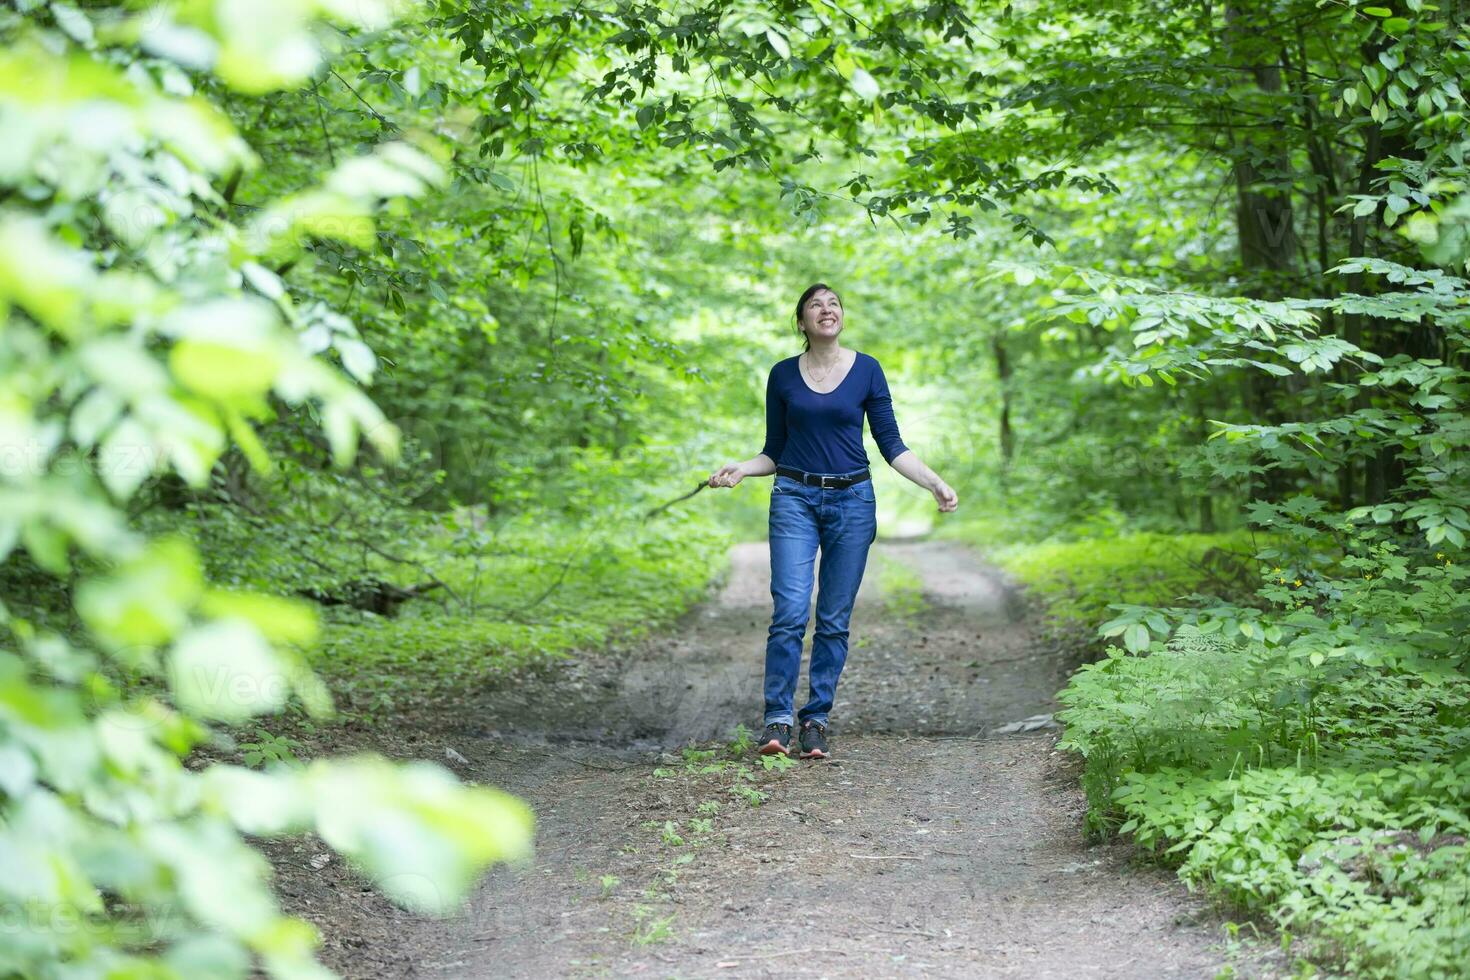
[798,349,859,395]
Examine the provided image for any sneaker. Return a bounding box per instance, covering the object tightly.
[757,722,793,755]
[798,720,831,759]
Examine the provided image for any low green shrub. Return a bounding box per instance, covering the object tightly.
[1046,523,1469,977]
[312,510,728,711]
[984,529,1260,626]
[162,454,731,713]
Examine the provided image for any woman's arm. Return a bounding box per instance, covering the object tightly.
[867,358,958,512]
[708,452,776,487]
[889,449,959,512]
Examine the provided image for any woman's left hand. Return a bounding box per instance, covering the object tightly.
[930,480,958,513]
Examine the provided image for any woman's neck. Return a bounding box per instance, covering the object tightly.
[806,338,844,363]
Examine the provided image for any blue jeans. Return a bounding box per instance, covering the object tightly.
[764,468,878,728]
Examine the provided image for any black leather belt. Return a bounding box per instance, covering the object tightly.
[775,465,871,489]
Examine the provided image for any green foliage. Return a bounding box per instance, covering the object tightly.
[5,0,1470,973]
[0,4,534,977]
[988,230,1470,972]
[629,905,676,945]
[1039,294,1470,975]
[1038,520,1469,977]
[871,553,927,619]
[238,727,305,769]
[1109,763,1470,978]
[291,511,726,714]
[985,530,1261,631]
[730,784,769,808]
[758,751,796,772]
[725,723,754,757]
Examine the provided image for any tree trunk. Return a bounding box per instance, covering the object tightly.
[991,331,1014,467]
[1224,4,1298,503]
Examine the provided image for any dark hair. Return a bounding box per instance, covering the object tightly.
[793,283,842,352]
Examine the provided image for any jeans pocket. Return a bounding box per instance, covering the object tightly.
[773,475,803,496]
[846,480,876,504]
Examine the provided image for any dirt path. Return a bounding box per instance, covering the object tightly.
[303,540,1275,978]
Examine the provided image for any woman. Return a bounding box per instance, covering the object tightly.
[707,283,958,759]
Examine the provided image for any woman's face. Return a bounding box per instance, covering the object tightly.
[801,289,843,343]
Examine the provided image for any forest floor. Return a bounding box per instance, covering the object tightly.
[272,539,1284,979]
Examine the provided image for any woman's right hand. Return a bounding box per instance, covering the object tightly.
[708,463,745,488]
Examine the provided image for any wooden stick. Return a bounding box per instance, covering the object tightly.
[643,481,709,520]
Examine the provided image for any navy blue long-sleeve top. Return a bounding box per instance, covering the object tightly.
[759,351,910,475]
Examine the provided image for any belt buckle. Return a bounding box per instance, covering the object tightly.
[820,475,837,488]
